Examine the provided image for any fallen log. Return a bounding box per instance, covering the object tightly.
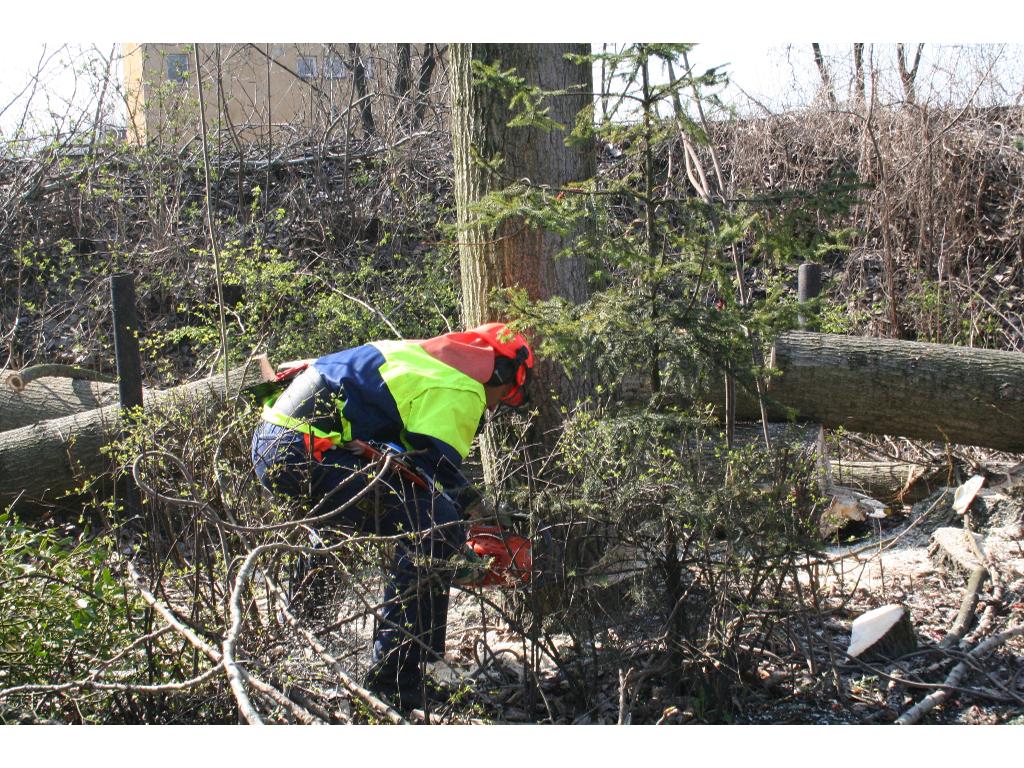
[831,460,945,504]
[0,363,265,511]
[768,332,1024,453]
[0,373,124,432]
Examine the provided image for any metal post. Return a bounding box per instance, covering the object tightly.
[111,273,144,525]
[798,263,823,330]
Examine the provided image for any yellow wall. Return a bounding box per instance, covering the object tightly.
[122,43,405,146]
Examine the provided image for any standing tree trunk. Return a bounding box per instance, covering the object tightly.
[348,43,376,137]
[853,43,866,106]
[450,43,596,471]
[812,43,837,107]
[394,43,412,122]
[896,43,924,106]
[412,43,441,129]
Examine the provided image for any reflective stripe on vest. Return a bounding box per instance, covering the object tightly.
[260,389,352,445]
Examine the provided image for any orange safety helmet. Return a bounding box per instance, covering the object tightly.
[466,322,535,408]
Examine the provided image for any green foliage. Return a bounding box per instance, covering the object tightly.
[471,60,563,133]
[901,271,1009,348]
[473,44,859,402]
[0,514,139,722]
[142,235,462,372]
[557,407,820,551]
[463,44,845,721]
[541,404,823,717]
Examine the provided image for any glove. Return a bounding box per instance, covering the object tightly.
[451,545,493,587]
[452,484,484,517]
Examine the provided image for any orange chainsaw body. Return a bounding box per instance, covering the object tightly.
[465,525,533,587]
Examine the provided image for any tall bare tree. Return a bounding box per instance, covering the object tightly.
[391,43,411,120]
[347,43,375,136]
[853,43,866,105]
[412,43,442,129]
[897,43,925,105]
[812,43,838,106]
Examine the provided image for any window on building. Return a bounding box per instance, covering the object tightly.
[166,54,189,84]
[324,54,347,79]
[297,55,318,80]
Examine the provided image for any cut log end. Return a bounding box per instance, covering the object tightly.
[847,604,917,661]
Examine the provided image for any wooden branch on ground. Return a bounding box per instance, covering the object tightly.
[939,565,989,649]
[895,623,1024,724]
[126,561,321,726]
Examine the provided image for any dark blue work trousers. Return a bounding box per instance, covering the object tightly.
[251,421,463,690]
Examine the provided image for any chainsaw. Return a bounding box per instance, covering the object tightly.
[345,439,565,589]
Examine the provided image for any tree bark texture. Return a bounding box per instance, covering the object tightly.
[853,43,866,105]
[412,43,440,128]
[348,44,375,137]
[812,44,837,106]
[394,43,412,107]
[451,43,596,451]
[0,374,122,432]
[0,364,263,511]
[830,459,945,504]
[768,332,1024,452]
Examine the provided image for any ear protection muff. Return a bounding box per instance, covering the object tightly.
[487,346,530,388]
[487,346,531,409]
[487,356,517,387]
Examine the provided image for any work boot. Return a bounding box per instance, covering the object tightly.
[362,660,463,712]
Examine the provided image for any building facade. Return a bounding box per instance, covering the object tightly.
[122,43,426,146]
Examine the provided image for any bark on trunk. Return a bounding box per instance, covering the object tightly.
[348,43,375,137]
[812,43,837,107]
[768,331,1024,452]
[451,43,596,462]
[412,43,439,129]
[853,43,866,105]
[0,363,264,511]
[394,43,412,110]
[0,374,122,432]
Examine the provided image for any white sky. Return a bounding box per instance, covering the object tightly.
[1,1,1023,136]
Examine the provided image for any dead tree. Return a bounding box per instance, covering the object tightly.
[347,43,376,137]
[0,373,121,432]
[896,43,925,105]
[812,44,838,107]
